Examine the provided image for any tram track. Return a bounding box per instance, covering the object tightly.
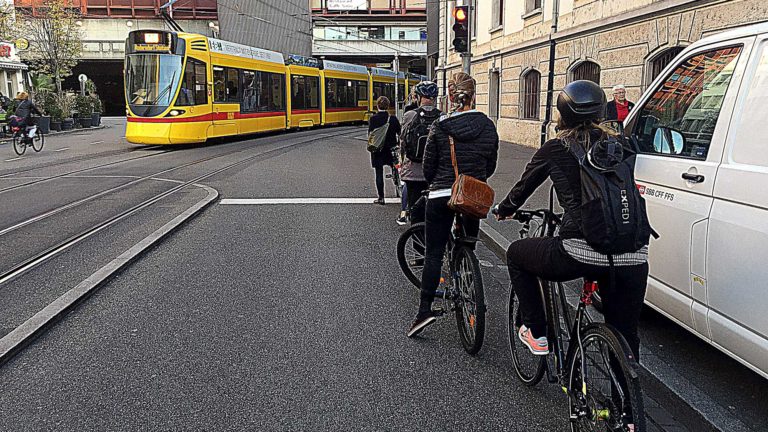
[0,127,360,287]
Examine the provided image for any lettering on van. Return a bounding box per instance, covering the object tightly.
[642,185,674,202]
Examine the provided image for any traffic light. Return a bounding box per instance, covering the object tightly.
[452,6,469,53]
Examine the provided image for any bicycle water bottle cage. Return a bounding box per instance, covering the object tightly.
[581,281,599,305]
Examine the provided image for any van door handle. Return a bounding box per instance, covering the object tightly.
[682,173,705,183]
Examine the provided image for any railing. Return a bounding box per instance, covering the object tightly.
[14,0,218,19]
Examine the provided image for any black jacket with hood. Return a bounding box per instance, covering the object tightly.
[423,111,499,191]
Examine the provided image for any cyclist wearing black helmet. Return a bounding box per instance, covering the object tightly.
[399,81,441,222]
[494,80,650,364]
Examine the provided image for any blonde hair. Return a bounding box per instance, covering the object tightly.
[448,72,476,111]
[376,96,390,111]
[16,91,29,100]
[556,116,617,149]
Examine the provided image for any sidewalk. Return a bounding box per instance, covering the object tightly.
[478,141,712,432]
[0,124,106,145]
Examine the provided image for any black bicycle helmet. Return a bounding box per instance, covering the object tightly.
[413,81,438,99]
[556,80,606,127]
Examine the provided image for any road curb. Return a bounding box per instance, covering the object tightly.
[0,183,218,366]
[478,222,722,432]
[0,125,107,145]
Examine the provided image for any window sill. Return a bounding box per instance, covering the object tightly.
[522,8,542,20]
[489,25,504,34]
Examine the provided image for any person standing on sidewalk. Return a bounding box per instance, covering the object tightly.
[494,80,650,365]
[407,72,499,337]
[368,96,401,205]
[398,81,442,225]
[606,84,635,122]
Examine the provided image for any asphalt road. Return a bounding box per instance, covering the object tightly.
[0,120,763,431]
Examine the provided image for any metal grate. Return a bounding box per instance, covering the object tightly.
[522,70,541,120]
[650,47,685,82]
[571,61,601,85]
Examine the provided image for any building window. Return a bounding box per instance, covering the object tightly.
[360,27,385,40]
[525,0,542,13]
[491,0,504,28]
[522,70,541,120]
[571,61,601,85]
[649,47,686,83]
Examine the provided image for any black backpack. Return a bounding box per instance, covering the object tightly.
[404,107,441,163]
[568,136,654,255]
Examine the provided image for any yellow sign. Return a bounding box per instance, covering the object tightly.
[135,44,171,52]
[14,38,29,50]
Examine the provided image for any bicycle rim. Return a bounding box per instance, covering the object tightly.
[32,134,44,152]
[568,324,645,432]
[396,223,425,289]
[453,246,485,355]
[13,136,26,156]
[508,288,546,385]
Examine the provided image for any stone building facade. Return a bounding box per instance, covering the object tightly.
[435,0,768,147]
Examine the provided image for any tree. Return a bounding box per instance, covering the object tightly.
[0,3,17,43]
[18,0,83,93]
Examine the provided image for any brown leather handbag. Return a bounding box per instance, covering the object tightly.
[447,136,495,219]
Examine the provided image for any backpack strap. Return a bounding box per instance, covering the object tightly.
[567,138,588,162]
[449,135,460,179]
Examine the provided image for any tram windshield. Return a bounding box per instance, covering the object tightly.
[125,54,182,108]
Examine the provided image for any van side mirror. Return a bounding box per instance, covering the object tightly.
[653,127,685,155]
[600,120,624,135]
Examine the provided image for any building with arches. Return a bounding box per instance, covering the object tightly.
[435,0,768,147]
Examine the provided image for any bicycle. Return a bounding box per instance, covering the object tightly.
[500,194,645,431]
[11,124,44,156]
[396,195,486,355]
[386,146,402,198]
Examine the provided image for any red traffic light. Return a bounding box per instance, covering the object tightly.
[454,7,468,22]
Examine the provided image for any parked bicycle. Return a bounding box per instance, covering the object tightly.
[11,124,44,156]
[501,193,645,431]
[397,194,486,354]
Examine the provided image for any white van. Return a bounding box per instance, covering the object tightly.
[623,22,768,379]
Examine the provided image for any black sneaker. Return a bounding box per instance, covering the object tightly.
[396,212,407,225]
[407,312,438,338]
[373,198,385,205]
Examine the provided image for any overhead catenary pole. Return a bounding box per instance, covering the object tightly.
[394,51,400,118]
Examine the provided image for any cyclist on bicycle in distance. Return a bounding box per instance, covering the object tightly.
[12,91,42,143]
[494,80,651,360]
[407,72,499,337]
[399,81,441,225]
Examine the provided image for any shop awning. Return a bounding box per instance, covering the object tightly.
[0,61,29,70]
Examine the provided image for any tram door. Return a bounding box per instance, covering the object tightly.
[212,66,239,137]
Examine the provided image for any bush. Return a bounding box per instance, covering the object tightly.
[74,94,93,117]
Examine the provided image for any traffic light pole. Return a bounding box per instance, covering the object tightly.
[462,3,472,74]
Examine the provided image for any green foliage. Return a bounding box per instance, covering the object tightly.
[74,94,93,116]
[17,0,83,93]
[54,92,74,119]
[30,73,56,114]
[0,4,17,43]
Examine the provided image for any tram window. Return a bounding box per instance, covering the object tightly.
[226,68,239,102]
[241,70,257,113]
[292,75,320,111]
[269,73,285,112]
[357,81,368,102]
[307,76,319,109]
[213,67,226,103]
[177,58,207,106]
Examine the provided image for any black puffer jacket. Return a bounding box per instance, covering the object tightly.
[423,111,499,190]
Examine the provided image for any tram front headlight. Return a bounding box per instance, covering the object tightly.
[167,109,185,117]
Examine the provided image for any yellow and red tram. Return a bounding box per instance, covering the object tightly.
[124,30,426,145]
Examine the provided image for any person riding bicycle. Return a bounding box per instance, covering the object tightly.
[407,72,499,337]
[399,81,442,225]
[12,91,42,142]
[494,80,650,361]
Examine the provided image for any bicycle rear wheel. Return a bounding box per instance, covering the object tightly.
[397,222,425,289]
[12,135,26,156]
[452,245,485,355]
[32,133,44,152]
[508,287,546,385]
[568,323,645,432]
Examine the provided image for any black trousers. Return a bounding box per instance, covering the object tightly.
[419,197,480,315]
[374,166,385,199]
[506,236,648,359]
[404,180,428,224]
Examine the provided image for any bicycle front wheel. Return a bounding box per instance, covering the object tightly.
[32,133,44,152]
[568,323,646,432]
[13,135,26,156]
[508,287,546,385]
[396,222,425,289]
[452,245,485,355]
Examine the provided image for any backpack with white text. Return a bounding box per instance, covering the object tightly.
[404,107,441,163]
[567,136,654,255]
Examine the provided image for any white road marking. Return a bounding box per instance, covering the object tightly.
[4,157,23,162]
[221,198,399,205]
[54,147,69,152]
[90,141,104,145]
